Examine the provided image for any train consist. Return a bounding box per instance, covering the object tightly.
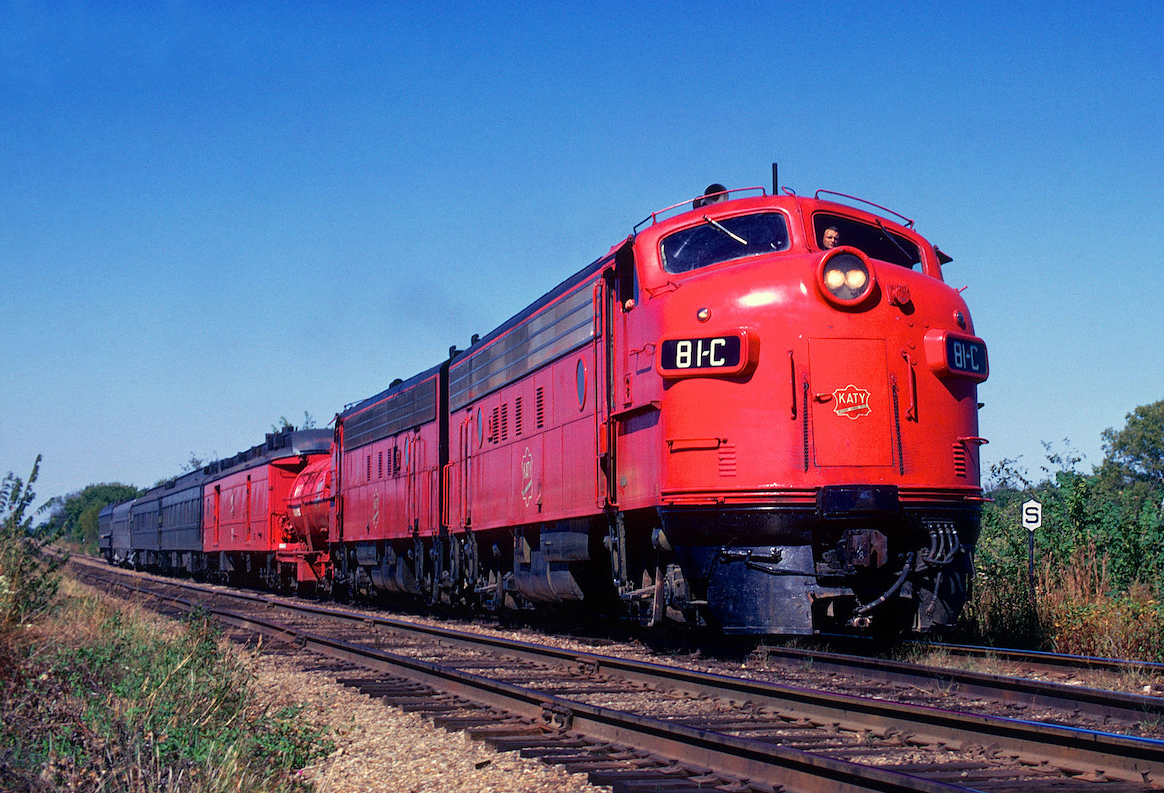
[100,176,989,635]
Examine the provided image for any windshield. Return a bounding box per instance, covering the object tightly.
[813,213,921,268]
[660,212,790,274]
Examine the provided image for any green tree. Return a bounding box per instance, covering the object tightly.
[270,411,316,432]
[182,452,207,472]
[1101,399,1164,485]
[44,482,141,547]
[970,424,1164,658]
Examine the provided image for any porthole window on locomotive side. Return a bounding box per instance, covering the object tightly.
[660,212,790,274]
[576,359,586,410]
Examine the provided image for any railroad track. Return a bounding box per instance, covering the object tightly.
[904,639,1164,678]
[734,643,1164,731]
[66,555,1164,734]
[71,558,1164,793]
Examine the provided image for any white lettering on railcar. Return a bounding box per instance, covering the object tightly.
[952,339,983,372]
[832,384,872,420]
[674,337,729,369]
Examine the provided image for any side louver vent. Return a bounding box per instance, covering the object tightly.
[718,443,738,477]
[953,442,967,477]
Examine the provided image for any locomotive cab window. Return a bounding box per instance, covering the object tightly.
[614,238,637,308]
[814,213,921,268]
[660,212,790,274]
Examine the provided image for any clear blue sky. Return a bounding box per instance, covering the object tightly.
[3,1,1162,504]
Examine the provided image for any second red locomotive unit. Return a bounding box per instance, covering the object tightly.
[101,172,989,635]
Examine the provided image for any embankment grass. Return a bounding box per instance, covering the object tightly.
[962,543,1164,663]
[0,578,334,792]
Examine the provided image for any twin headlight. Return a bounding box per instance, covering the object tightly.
[818,249,876,307]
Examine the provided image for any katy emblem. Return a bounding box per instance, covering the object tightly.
[832,384,872,420]
[521,447,535,506]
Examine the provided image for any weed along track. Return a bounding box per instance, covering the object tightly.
[903,639,1164,681]
[75,558,1164,793]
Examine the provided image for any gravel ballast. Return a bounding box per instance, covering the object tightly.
[248,651,610,793]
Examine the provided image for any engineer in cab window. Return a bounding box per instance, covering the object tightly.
[822,226,841,249]
[693,183,727,209]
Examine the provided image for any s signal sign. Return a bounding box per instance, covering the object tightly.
[1021,499,1042,533]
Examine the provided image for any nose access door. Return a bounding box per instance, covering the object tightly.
[808,338,893,467]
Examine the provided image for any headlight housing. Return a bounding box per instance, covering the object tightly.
[818,248,877,308]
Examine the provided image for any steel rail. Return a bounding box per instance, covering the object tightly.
[749,644,1164,727]
[98,564,1164,728]
[105,581,963,793]
[69,558,1164,725]
[905,640,1164,677]
[332,616,1164,785]
[81,566,1164,787]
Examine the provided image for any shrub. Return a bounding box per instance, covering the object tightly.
[0,456,64,636]
[1037,545,1164,661]
[1,584,335,792]
[969,445,1164,661]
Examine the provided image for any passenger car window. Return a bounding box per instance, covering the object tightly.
[813,213,920,268]
[661,213,790,274]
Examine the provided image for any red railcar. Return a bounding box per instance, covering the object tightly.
[616,189,988,632]
[201,429,332,589]
[283,455,332,583]
[312,181,987,634]
[110,174,988,635]
[444,263,612,607]
[328,365,447,598]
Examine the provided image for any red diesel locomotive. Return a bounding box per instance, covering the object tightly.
[100,175,988,635]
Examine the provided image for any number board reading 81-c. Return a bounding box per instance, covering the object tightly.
[946,336,988,376]
[660,336,742,372]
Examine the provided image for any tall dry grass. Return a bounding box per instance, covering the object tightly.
[960,572,1043,649]
[1037,542,1164,661]
[1,579,334,792]
[964,542,1164,662]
